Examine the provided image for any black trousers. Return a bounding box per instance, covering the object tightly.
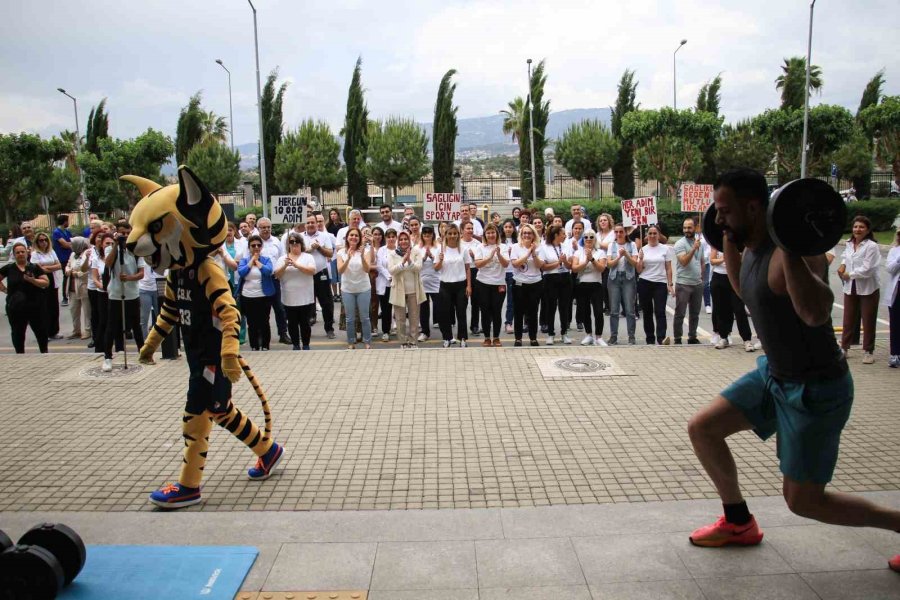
[711,272,752,341]
[242,295,272,350]
[576,281,604,336]
[601,270,610,313]
[638,278,668,344]
[544,272,573,336]
[469,267,480,331]
[378,286,392,334]
[539,275,550,328]
[476,279,504,339]
[104,298,144,359]
[439,280,468,341]
[313,269,334,333]
[8,306,48,353]
[42,284,60,337]
[513,280,543,341]
[61,273,69,302]
[271,280,287,336]
[285,304,313,348]
[419,292,440,337]
[89,290,109,353]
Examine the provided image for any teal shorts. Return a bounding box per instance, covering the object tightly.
[721,355,853,484]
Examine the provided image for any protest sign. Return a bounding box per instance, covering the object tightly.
[269,196,308,225]
[620,196,658,227]
[423,192,461,221]
[680,183,714,213]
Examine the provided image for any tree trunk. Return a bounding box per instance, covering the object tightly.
[589,177,599,200]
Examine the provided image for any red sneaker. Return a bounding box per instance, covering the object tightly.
[889,555,899,573]
[689,515,764,547]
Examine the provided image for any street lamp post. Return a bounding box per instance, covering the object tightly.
[800,0,816,178]
[57,88,90,227]
[215,59,235,152]
[526,59,537,203]
[248,0,269,219]
[673,39,687,109]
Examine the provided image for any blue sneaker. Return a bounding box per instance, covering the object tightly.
[248,442,284,480]
[149,482,201,509]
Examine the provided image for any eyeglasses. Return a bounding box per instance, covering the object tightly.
[584,235,595,240]
[249,243,262,248]
[288,240,301,245]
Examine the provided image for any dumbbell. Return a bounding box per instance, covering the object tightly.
[704,178,847,256]
[0,523,86,600]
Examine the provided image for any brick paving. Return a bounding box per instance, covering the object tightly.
[1,340,897,513]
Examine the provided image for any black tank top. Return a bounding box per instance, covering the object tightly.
[740,238,846,382]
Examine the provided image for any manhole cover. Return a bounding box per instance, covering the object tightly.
[553,357,610,373]
[80,364,145,379]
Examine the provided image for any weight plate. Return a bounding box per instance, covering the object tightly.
[768,179,846,256]
[0,544,64,600]
[0,531,11,553]
[19,523,86,586]
[702,204,724,253]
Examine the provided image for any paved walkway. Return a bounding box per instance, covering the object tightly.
[0,344,898,597]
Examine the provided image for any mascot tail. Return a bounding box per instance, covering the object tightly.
[239,357,273,442]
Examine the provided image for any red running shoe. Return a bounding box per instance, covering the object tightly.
[689,515,764,547]
[889,555,899,573]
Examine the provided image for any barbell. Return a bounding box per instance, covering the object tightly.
[703,178,847,256]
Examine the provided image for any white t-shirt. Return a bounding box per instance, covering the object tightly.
[139,263,157,292]
[276,253,316,307]
[241,266,265,298]
[260,236,283,262]
[639,243,673,284]
[375,245,394,294]
[301,230,334,273]
[475,244,506,285]
[30,249,62,288]
[338,249,371,294]
[564,218,594,237]
[574,248,604,283]
[502,239,515,274]
[437,246,471,283]
[419,244,441,294]
[454,218,484,238]
[460,238,479,266]
[539,243,571,274]
[89,250,107,293]
[710,247,728,276]
[598,230,615,250]
[511,244,542,284]
[375,220,404,235]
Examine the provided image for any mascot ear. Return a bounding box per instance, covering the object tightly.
[177,165,211,207]
[120,175,163,197]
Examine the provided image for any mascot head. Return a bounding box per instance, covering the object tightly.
[122,166,226,274]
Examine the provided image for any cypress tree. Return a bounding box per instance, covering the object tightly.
[611,69,638,199]
[343,57,370,208]
[175,92,204,165]
[85,98,109,157]
[432,69,458,193]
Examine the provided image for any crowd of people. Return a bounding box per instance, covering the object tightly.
[2,201,899,367]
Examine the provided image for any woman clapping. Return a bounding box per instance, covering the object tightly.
[474,224,509,346]
[238,235,276,351]
[389,231,425,348]
[434,223,472,348]
[338,228,373,349]
[510,223,545,347]
[274,233,317,350]
[571,231,607,346]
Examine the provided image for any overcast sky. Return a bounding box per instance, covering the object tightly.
[2,0,897,145]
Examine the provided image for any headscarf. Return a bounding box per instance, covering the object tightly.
[70,236,89,256]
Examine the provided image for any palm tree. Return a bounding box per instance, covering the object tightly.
[59,130,82,172]
[501,97,526,144]
[775,57,823,111]
[199,110,228,145]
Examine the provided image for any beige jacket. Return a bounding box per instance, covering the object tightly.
[388,247,426,307]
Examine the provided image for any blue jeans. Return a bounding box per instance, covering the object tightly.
[342,288,372,345]
[607,276,636,339]
[139,289,159,339]
[504,272,515,324]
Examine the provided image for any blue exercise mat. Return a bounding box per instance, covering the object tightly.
[59,545,258,600]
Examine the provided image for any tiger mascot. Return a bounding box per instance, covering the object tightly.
[123,166,284,509]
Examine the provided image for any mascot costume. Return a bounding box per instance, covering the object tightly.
[123,166,284,509]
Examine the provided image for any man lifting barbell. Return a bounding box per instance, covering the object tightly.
[686,168,899,574]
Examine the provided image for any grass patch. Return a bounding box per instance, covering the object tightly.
[873,230,897,245]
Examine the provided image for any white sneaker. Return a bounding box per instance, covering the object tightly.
[862,352,874,364]
[715,337,730,349]
[381,333,390,342]
[705,305,712,314]
[442,340,451,348]
[753,340,762,351]
[449,338,458,346]
[561,334,572,345]
[460,339,468,348]
[710,333,721,345]
[744,340,756,352]
[417,333,428,342]
[546,335,554,345]
[102,358,113,372]
[596,337,608,347]
[580,335,594,346]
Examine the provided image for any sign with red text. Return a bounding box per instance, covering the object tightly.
[680,183,714,213]
[423,192,462,221]
[620,196,658,227]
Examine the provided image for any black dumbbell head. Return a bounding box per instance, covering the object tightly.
[703,204,724,253]
[768,179,847,256]
[18,523,86,586]
[0,531,11,554]
[0,544,64,600]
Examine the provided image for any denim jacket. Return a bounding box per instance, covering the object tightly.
[608,241,637,281]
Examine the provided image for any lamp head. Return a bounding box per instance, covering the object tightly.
[680,39,688,45]
[216,59,223,65]
[57,88,66,94]
[527,58,532,64]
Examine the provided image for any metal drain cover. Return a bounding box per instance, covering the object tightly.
[80,364,144,379]
[553,357,610,373]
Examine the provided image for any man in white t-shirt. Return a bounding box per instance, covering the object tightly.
[375,204,404,235]
[257,217,288,343]
[336,210,364,250]
[454,205,484,240]
[565,204,594,237]
[301,214,336,338]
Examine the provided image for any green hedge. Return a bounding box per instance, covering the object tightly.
[531,197,900,233]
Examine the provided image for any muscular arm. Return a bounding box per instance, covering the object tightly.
[777,250,833,327]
